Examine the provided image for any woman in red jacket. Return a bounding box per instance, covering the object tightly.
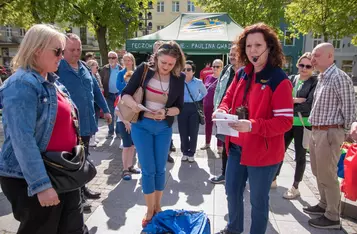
[214,23,293,234]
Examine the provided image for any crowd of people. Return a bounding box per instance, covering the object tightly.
[0,22,356,234]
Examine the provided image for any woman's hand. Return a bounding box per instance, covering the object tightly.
[350,122,357,141]
[212,109,226,119]
[37,188,60,207]
[229,120,252,132]
[123,120,131,133]
[293,98,306,104]
[152,109,166,120]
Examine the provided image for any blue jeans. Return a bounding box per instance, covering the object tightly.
[225,144,279,234]
[106,93,120,135]
[131,118,172,194]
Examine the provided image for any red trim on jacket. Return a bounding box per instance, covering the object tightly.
[219,63,293,166]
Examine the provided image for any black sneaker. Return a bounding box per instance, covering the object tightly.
[82,199,91,212]
[303,204,325,215]
[308,215,341,229]
[167,154,174,163]
[216,228,234,234]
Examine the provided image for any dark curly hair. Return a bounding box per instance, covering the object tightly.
[234,23,285,68]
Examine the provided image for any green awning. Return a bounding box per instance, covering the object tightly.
[126,13,244,54]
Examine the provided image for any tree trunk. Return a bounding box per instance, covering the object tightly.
[95,25,109,66]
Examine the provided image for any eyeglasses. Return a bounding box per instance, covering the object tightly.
[52,48,64,57]
[212,66,222,69]
[183,68,192,72]
[298,64,312,69]
[92,65,99,69]
[109,57,118,60]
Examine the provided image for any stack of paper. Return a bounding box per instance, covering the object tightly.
[213,113,239,137]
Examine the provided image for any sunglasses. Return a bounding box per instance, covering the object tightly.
[52,48,64,57]
[298,64,312,69]
[183,68,192,72]
[212,66,222,69]
[109,57,118,60]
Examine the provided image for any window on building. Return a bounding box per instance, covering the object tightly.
[157,1,164,12]
[157,25,164,31]
[188,1,195,12]
[342,60,353,76]
[313,34,322,49]
[172,1,180,12]
[19,28,26,37]
[80,27,87,45]
[284,30,295,46]
[332,39,342,50]
[5,25,12,38]
[283,56,293,75]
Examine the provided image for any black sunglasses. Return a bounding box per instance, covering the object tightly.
[298,64,312,69]
[53,48,64,57]
[109,57,118,60]
[183,68,192,72]
[212,66,222,69]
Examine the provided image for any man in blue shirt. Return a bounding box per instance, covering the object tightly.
[57,33,112,210]
[99,51,123,138]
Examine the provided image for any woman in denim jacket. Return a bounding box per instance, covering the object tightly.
[0,25,87,234]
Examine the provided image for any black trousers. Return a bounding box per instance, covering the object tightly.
[178,103,200,157]
[221,144,228,176]
[0,177,87,234]
[275,126,309,182]
[81,136,90,159]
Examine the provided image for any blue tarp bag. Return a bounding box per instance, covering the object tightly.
[142,209,211,234]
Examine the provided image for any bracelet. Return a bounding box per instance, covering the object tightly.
[164,108,169,116]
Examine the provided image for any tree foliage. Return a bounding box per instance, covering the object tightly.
[194,0,287,34]
[0,0,145,62]
[285,0,357,44]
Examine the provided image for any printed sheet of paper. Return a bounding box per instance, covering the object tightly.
[213,113,239,137]
[138,104,154,113]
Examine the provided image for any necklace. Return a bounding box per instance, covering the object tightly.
[157,73,169,97]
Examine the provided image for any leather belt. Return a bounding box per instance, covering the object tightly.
[312,125,343,130]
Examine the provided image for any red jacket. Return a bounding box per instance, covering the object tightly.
[219,63,293,166]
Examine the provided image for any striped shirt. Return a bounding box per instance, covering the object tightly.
[309,64,356,129]
[145,78,169,111]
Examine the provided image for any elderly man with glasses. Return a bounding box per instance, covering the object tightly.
[99,51,123,138]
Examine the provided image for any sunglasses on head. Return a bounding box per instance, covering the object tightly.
[298,64,312,69]
[53,48,64,57]
[183,68,192,72]
[212,66,221,69]
[109,57,117,60]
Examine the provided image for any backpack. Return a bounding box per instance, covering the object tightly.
[142,209,211,234]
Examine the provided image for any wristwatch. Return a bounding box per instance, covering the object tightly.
[164,108,169,116]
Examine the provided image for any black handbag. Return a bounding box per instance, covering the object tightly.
[185,83,205,125]
[41,84,97,194]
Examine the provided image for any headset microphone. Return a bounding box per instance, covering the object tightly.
[252,47,268,63]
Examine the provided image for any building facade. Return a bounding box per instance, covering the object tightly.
[304,33,357,77]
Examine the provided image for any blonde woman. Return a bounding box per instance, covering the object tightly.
[117,52,136,92]
[0,24,87,233]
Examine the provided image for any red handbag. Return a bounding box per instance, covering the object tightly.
[341,143,357,201]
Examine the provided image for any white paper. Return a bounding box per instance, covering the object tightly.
[214,113,239,137]
[138,104,154,113]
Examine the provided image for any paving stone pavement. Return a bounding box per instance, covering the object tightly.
[0,119,356,234]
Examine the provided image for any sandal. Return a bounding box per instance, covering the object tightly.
[141,213,153,228]
[128,165,141,174]
[122,170,132,181]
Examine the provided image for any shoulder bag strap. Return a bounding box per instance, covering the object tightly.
[297,112,307,129]
[185,83,201,111]
[140,63,149,87]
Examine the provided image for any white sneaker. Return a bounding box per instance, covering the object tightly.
[89,137,97,147]
[188,157,195,163]
[283,186,300,199]
[181,155,188,161]
[119,143,124,149]
[200,144,210,150]
[270,180,277,189]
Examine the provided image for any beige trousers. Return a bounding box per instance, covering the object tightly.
[309,128,345,221]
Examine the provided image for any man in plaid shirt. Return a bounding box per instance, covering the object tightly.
[303,43,356,229]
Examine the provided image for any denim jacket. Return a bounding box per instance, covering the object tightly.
[57,60,110,136]
[0,68,73,196]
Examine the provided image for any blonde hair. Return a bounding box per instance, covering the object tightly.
[296,52,312,67]
[213,59,224,67]
[154,41,186,77]
[86,59,98,68]
[123,52,136,70]
[11,24,66,72]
